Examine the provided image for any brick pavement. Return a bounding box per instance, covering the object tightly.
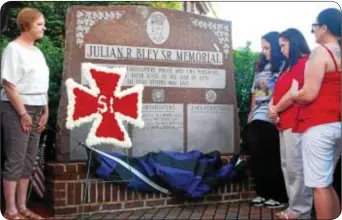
[49,201,285,220]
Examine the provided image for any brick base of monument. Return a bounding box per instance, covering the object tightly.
[44,161,256,217]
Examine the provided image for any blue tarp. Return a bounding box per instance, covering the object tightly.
[89,150,245,199]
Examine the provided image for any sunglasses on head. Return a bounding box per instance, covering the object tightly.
[311,23,322,33]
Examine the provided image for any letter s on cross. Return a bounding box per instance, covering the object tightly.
[97,95,115,114]
[98,95,108,113]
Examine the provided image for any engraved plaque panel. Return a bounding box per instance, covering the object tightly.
[187,104,234,154]
[132,103,184,156]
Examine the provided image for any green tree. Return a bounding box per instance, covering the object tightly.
[233,41,260,129]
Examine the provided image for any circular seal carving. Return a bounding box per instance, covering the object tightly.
[205,90,217,103]
[152,88,165,103]
[146,11,170,45]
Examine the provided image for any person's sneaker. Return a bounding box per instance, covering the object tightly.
[264,199,285,209]
[249,196,266,206]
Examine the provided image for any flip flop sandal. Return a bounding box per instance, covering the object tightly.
[18,209,44,220]
[277,211,298,220]
[276,211,285,217]
[276,210,291,217]
[4,212,26,219]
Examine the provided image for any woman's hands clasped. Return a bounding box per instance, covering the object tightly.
[20,107,48,135]
[268,103,279,123]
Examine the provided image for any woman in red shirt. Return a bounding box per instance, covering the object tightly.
[269,28,312,219]
[290,8,341,220]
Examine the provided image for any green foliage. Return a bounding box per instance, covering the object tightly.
[0,37,11,53]
[0,37,11,91]
[233,42,260,128]
[148,2,183,11]
[35,37,64,130]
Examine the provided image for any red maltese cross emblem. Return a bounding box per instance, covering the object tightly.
[65,63,144,148]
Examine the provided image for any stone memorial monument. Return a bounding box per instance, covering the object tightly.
[56,5,239,161]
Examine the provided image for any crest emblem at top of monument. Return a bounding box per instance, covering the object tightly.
[146,11,170,45]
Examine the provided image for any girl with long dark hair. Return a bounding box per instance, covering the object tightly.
[246,31,288,208]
